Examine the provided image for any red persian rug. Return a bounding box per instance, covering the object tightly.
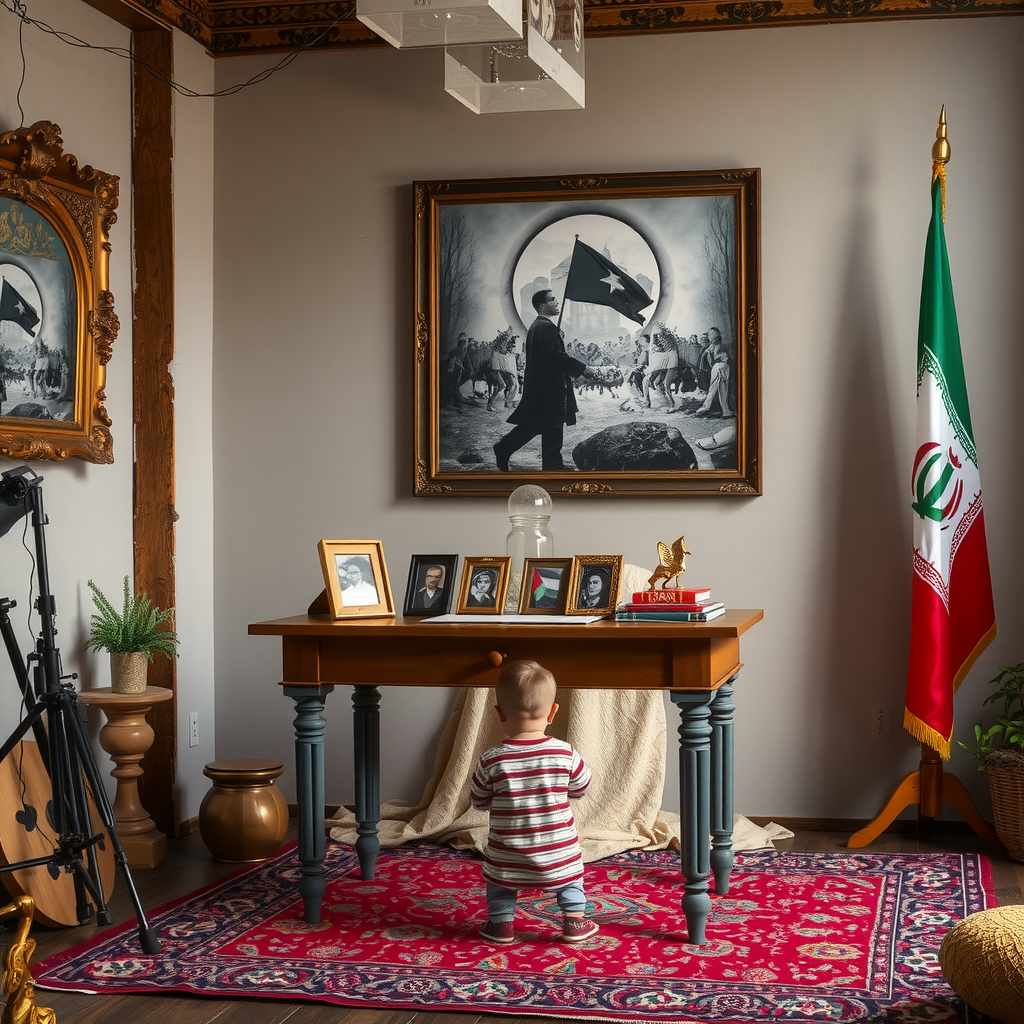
[35,842,994,1023]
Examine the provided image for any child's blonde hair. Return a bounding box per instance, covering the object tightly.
[495,660,556,718]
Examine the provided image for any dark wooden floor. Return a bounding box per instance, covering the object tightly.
[14,826,1024,1024]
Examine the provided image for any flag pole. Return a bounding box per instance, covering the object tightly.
[556,235,579,332]
[849,108,999,851]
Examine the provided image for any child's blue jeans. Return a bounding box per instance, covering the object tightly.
[486,880,587,922]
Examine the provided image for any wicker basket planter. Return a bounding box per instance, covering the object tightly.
[984,749,1024,863]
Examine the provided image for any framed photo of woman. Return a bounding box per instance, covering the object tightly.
[567,555,624,616]
[456,556,512,615]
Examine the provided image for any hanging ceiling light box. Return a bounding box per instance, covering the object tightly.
[356,0,523,48]
[445,0,584,113]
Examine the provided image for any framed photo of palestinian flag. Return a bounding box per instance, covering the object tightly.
[518,557,572,615]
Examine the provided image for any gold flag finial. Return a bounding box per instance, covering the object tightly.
[932,105,951,165]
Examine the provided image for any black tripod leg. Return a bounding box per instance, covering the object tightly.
[65,723,111,924]
[65,697,160,953]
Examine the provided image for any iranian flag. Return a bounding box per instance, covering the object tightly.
[904,164,996,759]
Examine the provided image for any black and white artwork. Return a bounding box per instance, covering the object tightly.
[415,171,761,497]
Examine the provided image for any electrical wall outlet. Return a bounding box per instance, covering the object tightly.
[870,704,890,741]
[188,712,199,748]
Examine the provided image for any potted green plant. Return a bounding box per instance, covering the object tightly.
[958,662,1024,861]
[85,577,179,694]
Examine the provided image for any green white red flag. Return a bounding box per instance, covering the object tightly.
[904,164,996,759]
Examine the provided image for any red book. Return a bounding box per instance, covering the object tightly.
[620,601,724,614]
[631,588,712,604]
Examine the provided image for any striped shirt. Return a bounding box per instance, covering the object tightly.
[470,736,591,889]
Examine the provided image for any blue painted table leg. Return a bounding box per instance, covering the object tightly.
[288,686,334,925]
[670,691,713,945]
[353,686,380,880]
[710,677,737,895]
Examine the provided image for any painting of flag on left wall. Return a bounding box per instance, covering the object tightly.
[0,121,120,463]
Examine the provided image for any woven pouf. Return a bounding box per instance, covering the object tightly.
[939,905,1024,1024]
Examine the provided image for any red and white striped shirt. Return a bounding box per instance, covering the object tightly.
[470,736,591,889]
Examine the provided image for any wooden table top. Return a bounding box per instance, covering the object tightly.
[249,608,764,639]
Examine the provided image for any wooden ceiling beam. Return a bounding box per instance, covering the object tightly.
[82,0,1024,57]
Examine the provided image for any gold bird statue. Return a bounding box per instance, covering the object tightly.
[647,536,692,589]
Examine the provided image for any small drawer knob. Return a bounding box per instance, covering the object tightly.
[487,650,506,668]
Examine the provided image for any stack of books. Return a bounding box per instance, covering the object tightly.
[614,587,725,622]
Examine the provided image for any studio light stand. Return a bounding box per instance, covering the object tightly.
[0,466,159,954]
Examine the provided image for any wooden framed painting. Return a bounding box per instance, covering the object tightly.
[413,168,761,497]
[317,539,395,620]
[402,554,458,618]
[456,556,512,615]
[566,554,624,615]
[518,557,572,614]
[0,122,120,463]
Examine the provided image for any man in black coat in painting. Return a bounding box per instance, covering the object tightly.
[493,289,588,472]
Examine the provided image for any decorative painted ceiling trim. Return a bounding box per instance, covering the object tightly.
[104,0,1024,55]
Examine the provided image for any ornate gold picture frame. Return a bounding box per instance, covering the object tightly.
[0,122,119,463]
[567,554,624,615]
[414,169,761,497]
[456,556,512,615]
[518,557,573,615]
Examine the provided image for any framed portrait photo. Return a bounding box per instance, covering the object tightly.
[567,555,624,616]
[456,556,512,615]
[317,539,395,620]
[518,557,572,615]
[413,168,761,498]
[403,554,458,618]
[0,122,120,463]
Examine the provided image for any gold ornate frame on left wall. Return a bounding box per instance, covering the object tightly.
[0,121,119,463]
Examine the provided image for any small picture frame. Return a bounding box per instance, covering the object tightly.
[317,539,394,620]
[456,556,512,615]
[567,555,624,616]
[403,554,458,618]
[518,558,573,615]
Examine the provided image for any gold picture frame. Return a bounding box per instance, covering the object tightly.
[317,539,395,620]
[518,557,572,615]
[0,122,119,463]
[567,555,624,615]
[414,168,761,497]
[456,556,512,614]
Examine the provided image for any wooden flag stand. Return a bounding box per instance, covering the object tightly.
[848,742,1001,848]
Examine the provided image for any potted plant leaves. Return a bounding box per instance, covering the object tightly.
[85,577,179,694]
[959,662,1024,861]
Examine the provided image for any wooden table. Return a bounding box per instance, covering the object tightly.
[78,686,174,869]
[249,610,763,945]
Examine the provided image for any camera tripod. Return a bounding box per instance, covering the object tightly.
[0,466,159,954]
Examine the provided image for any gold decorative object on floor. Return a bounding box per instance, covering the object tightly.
[647,536,692,589]
[200,760,289,863]
[0,895,55,1024]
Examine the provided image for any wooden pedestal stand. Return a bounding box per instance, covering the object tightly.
[848,742,1001,848]
[79,687,174,869]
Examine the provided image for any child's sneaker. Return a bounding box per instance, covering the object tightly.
[562,917,599,943]
[479,919,516,944]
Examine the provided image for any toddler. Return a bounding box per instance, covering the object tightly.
[470,659,597,945]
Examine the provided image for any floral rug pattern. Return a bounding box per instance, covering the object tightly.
[35,843,994,1022]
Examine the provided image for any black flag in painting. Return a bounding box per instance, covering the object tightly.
[563,239,653,325]
[0,280,39,337]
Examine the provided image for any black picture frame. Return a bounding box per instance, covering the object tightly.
[402,553,459,618]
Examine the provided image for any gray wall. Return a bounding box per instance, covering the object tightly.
[212,18,1024,821]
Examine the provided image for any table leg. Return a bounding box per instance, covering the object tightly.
[353,686,380,880]
[670,691,713,945]
[709,676,737,895]
[288,685,334,925]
